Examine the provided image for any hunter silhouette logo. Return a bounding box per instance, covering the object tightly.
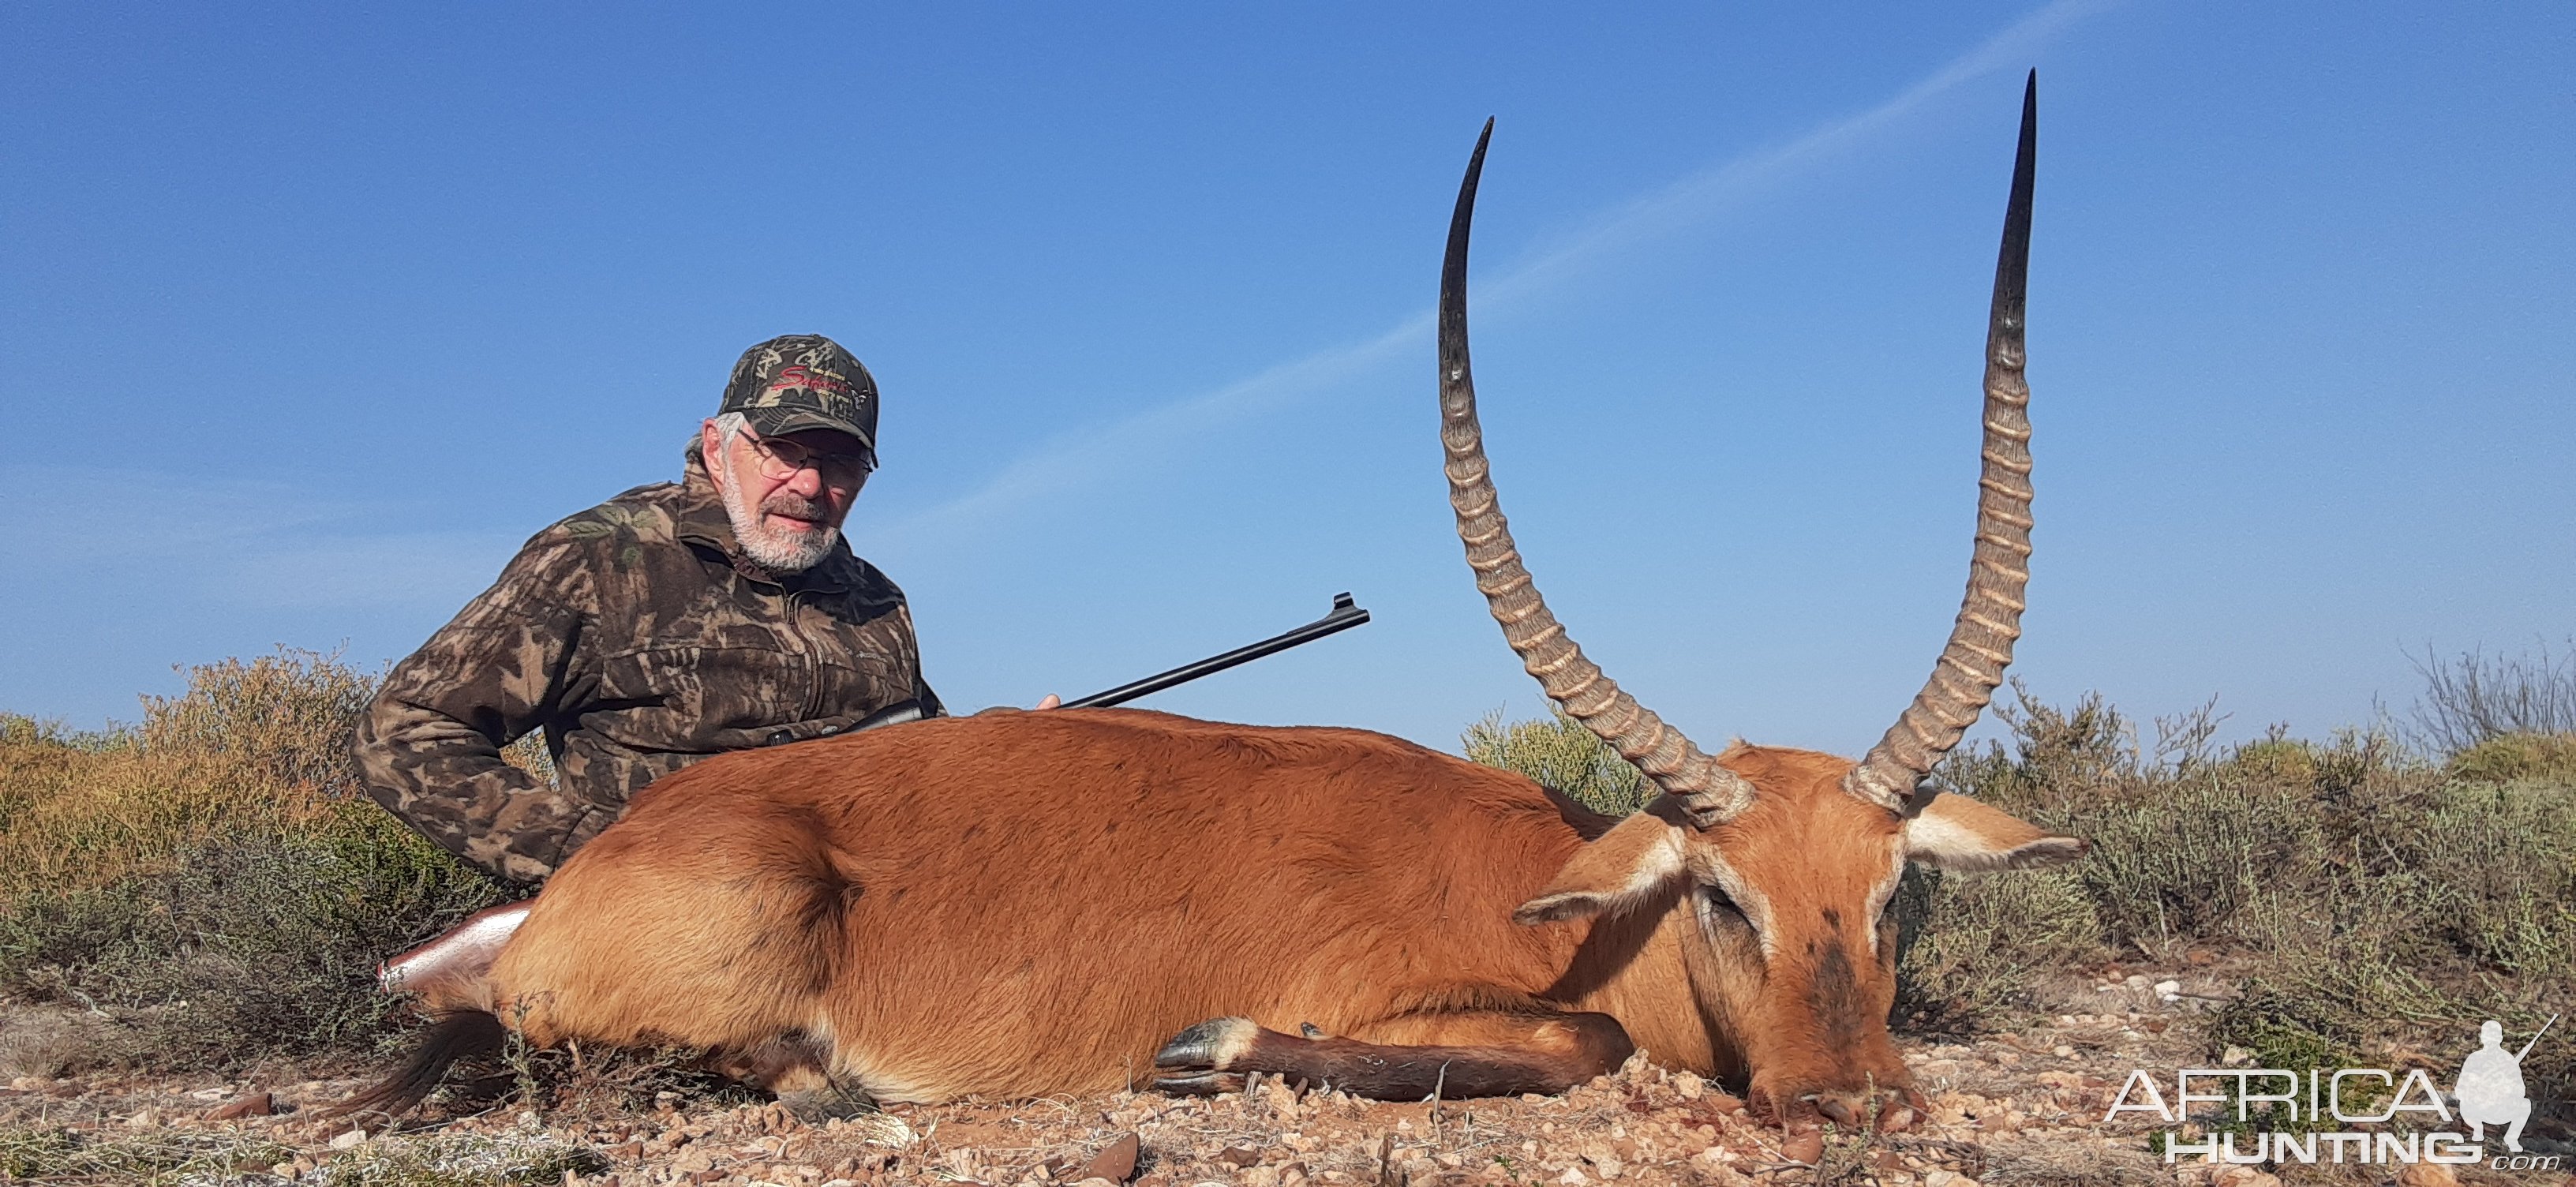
[2458,1015,2554,1155]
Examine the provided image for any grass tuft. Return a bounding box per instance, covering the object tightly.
[0,1123,294,1185]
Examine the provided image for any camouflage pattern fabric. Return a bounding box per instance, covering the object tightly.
[721,334,878,455]
[354,447,939,884]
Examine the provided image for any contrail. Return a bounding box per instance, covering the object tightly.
[875,0,2109,548]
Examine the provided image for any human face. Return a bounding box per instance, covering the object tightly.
[701,420,871,571]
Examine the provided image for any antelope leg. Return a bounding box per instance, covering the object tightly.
[1151,1011,1634,1100]
[378,900,531,1004]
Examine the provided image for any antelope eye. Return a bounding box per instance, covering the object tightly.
[1700,885,1751,929]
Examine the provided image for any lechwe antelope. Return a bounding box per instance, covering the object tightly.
[348,76,2074,1129]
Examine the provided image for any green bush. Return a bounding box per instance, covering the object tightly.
[1893,865,2101,1033]
[1461,710,1650,816]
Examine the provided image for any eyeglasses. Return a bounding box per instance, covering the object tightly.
[742,430,875,485]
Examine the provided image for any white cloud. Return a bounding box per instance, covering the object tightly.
[6,466,515,612]
[875,0,2109,545]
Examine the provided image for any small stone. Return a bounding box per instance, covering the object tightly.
[1556,1170,1586,1185]
[1780,1130,1824,1165]
[1080,1133,1140,1183]
[2395,1166,2458,1187]
[2154,979,2183,999]
[328,1129,366,1150]
[2220,1046,2252,1066]
[208,1092,275,1121]
[1219,1147,1260,1169]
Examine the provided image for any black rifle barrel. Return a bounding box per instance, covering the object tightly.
[1061,593,1371,710]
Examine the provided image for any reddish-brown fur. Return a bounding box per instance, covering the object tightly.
[365,706,2077,1125]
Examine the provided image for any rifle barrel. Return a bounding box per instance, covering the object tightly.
[2514,1013,2559,1062]
[1063,593,1371,710]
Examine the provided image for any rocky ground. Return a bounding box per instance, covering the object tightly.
[3,972,2568,1187]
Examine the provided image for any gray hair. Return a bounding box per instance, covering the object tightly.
[712,411,752,451]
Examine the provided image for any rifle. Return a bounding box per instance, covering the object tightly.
[841,593,1371,734]
[2515,1013,2559,1062]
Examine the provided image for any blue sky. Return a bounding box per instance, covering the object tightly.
[3,2,2569,757]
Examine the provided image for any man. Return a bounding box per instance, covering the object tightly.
[358,334,988,884]
[2455,1018,2536,1154]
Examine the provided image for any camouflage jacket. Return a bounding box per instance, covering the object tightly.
[354,450,941,884]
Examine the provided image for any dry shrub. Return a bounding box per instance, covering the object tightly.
[137,646,376,792]
[0,649,508,1071]
[2448,729,2576,783]
[0,648,377,899]
[2407,637,2576,755]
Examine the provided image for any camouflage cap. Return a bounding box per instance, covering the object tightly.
[719,335,879,456]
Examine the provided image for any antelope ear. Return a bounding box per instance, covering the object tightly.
[1514,811,1689,924]
[1905,792,2087,871]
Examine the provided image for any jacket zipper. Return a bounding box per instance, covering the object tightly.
[784,590,825,723]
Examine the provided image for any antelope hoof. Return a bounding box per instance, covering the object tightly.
[1153,1017,1258,1071]
[1151,1070,1247,1096]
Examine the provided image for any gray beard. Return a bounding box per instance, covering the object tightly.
[717,470,839,573]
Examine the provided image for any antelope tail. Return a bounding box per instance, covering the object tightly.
[324,1011,508,1122]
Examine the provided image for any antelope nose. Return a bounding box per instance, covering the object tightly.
[1809,1088,1923,1133]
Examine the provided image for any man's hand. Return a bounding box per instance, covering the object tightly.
[974,694,1062,717]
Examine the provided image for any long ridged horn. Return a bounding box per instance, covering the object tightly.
[1845,72,2040,812]
[1440,119,1757,826]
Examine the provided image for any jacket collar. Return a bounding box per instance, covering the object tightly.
[673,446,859,593]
